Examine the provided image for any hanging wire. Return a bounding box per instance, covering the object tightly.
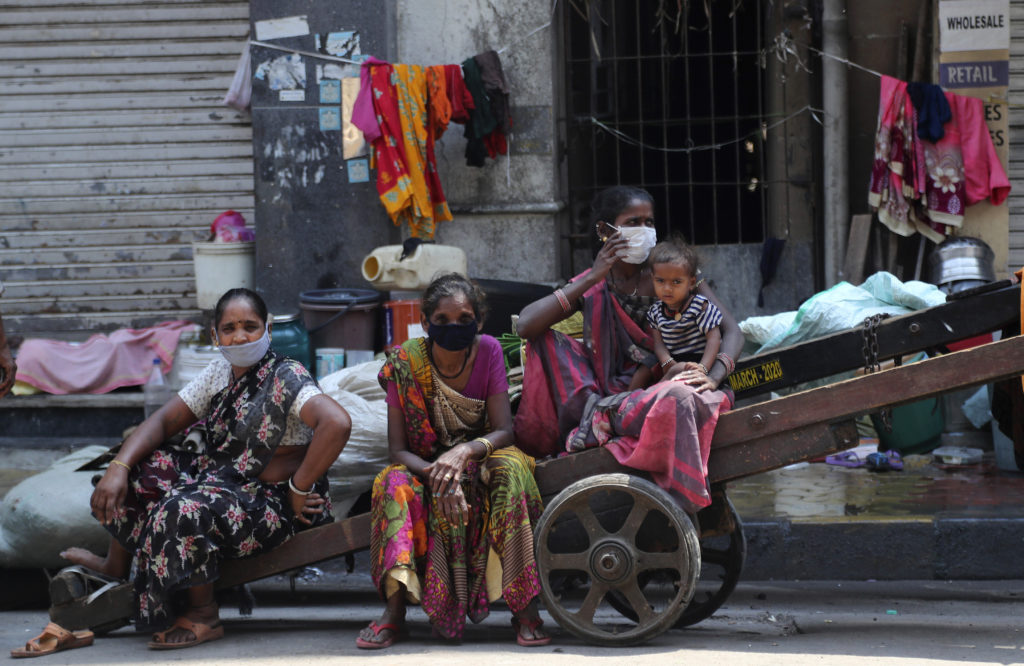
[588,104,823,154]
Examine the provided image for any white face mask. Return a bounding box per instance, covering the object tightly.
[215,324,271,368]
[617,226,658,264]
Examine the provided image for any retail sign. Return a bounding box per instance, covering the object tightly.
[939,60,1009,88]
[939,0,1010,52]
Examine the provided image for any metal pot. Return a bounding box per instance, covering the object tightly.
[926,237,995,294]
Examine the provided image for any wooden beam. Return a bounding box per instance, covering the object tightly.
[216,513,372,589]
[842,214,872,285]
[716,335,1024,448]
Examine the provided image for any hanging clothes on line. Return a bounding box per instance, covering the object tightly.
[869,75,1010,243]
[353,59,453,240]
[461,51,511,167]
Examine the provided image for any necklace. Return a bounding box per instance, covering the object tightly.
[429,341,470,379]
[609,267,647,297]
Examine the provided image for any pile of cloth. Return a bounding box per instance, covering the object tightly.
[352,51,511,240]
[869,75,1010,243]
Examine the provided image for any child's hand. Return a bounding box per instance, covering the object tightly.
[678,361,704,373]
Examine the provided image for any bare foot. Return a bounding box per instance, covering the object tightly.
[60,547,124,578]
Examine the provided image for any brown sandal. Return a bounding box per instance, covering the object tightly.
[147,616,224,650]
[10,622,94,658]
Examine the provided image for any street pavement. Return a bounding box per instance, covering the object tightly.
[3,566,1023,665]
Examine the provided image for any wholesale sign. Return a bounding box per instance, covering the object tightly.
[939,0,1010,51]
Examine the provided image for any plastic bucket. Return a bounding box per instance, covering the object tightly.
[271,313,312,370]
[192,241,255,310]
[384,298,423,348]
[299,288,382,354]
[314,347,346,379]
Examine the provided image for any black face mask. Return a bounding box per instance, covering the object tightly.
[427,320,478,351]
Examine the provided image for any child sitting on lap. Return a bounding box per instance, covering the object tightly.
[647,238,723,381]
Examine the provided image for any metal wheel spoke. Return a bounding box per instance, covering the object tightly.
[618,579,655,625]
[637,550,681,572]
[614,498,650,537]
[546,551,589,572]
[573,503,603,539]
[575,581,609,623]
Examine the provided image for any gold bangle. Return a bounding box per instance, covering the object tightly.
[110,459,131,472]
[475,437,494,460]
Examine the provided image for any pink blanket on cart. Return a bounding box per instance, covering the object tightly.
[15,321,194,394]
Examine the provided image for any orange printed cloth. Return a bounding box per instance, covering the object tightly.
[365,63,452,240]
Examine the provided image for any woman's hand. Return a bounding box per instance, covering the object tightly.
[438,483,470,526]
[424,442,475,497]
[592,232,630,281]
[289,490,326,526]
[91,466,129,525]
[670,364,720,393]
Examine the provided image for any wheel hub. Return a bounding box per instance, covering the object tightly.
[590,540,633,583]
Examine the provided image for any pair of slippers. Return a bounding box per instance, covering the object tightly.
[825,449,903,471]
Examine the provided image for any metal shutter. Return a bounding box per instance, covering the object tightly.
[1011,0,1024,270]
[0,0,254,338]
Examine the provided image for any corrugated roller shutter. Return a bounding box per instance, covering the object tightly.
[0,0,254,338]
[1011,1,1024,270]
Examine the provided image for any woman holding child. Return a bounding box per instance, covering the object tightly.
[357,273,549,649]
[514,186,744,513]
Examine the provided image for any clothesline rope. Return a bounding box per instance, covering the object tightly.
[249,39,363,65]
[588,104,824,154]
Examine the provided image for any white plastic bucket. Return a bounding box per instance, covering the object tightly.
[192,241,255,310]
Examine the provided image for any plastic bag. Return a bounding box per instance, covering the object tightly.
[319,360,390,503]
[223,43,252,111]
[742,272,946,355]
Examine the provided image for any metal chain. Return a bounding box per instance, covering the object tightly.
[861,314,892,431]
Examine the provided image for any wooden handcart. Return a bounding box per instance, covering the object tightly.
[51,282,1024,646]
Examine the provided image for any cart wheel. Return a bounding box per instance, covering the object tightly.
[535,473,700,646]
[677,490,746,627]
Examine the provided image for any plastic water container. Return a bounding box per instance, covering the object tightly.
[384,291,423,348]
[361,244,467,290]
[192,241,255,310]
[271,313,312,371]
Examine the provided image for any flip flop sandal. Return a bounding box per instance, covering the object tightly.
[883,450,904,471]
[355,621,403,650]
[148,617,224,650]
[825,450,864,468]
[866,452,892,472]
[512,616,552,647]
[10,622,94,658]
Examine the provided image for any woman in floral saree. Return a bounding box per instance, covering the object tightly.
[356,273,549,649]
[64,288,351,650]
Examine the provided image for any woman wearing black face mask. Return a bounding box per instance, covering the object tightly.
[356,273,549,650]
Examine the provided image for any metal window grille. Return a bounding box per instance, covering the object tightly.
[563,0,769,263]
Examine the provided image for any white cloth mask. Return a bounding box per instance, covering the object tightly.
[617,226,658,264]
[215,324,271,367]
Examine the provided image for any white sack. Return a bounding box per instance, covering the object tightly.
[0,446,110,568]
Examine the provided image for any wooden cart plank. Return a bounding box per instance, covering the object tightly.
[716,334,1024,448]
[708,420,859,483]
[216,513,371,589]
[729,283,1020,398]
